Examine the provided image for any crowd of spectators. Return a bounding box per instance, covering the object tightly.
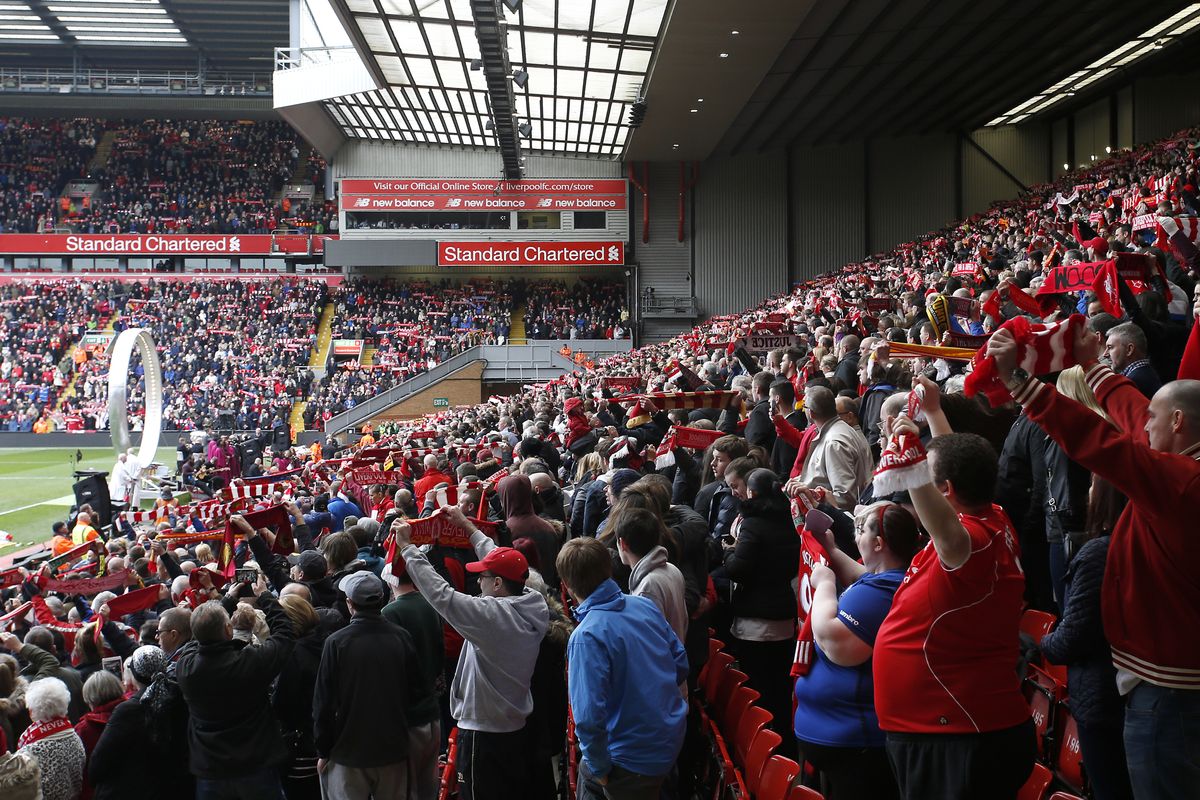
[303,279,514,430]
[0,118,333,235]
[0,119,100,235]
[4,124,1200,800]
[0,280,119,432]
[524,278,629,340]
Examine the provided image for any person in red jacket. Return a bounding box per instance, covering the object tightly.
[872,380,1034,800]
[412,454,454,508]
[988,323,1200,800]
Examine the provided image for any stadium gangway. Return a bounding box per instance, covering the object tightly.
[323,341,632,436]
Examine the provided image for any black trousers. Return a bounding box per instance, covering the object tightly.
[797,740,899,800]
[457,726,531,800]
[885,718,1036,800]
[732,637,797,760]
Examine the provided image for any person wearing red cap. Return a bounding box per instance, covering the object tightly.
[391,505,549,800]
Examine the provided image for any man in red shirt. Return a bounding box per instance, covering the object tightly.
[873,389,1034,799]
[412,454,453,508]
[989,323,1200,799]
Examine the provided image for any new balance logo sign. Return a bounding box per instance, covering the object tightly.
[354,197,371,208]
[446,198,463,208]
[537,198,554,208]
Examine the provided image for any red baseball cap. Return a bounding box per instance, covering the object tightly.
[466,547,529,583]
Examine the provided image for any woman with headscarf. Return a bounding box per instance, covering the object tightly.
[74,671,124,800]
[17,677,85,800]
[88,645,192,800]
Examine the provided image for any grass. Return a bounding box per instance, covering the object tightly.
[0,446,176,554]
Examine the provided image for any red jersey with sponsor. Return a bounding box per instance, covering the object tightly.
[873,504,1030,734]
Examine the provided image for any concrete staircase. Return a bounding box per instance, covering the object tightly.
[508,305,527,345]
[361,347,377,367]
[87,130,117,174]
[309,302,336,375]
[291,300,337,436]
[56,308,120,410]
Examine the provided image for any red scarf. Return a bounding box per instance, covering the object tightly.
[18,716,73,748]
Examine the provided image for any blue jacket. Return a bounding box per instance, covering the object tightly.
[327,497,362,533]
[567,580,688,779]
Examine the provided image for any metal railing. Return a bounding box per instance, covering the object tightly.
[274,46,360,72]
[323,340,632,434]
[641,294,701,317]
[0,67,271,96]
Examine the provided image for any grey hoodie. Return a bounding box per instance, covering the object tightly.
[402,531,549,733]
[628,545,688,645]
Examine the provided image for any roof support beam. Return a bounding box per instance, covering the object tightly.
[470,0,523,180]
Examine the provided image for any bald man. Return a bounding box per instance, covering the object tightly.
[990,327,1200,798]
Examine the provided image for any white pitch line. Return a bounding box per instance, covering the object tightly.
[0,495,76,515]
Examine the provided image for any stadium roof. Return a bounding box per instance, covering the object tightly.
[0,0,285,73]
[322,0,668,158]
[303,0,1200,166]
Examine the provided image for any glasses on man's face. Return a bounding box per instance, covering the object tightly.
[477,572,497,582]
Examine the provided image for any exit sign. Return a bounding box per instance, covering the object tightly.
[433,397,449,408]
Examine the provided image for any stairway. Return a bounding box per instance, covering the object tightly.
[56,308,120,410]
[361,347,377,367]
[87,130,117,174]
[291,300,336,437]
[508,305,527,345]
[309,302,336,372]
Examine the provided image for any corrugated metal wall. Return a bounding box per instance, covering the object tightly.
[866,134,956,254]
[332,142,623,179]
[1117,87,1134,150]
[789,142,866,283]
[693,152,788,316]
[1133,67,1200,144]
[625,162,697,343]
[962,126,1049,218]
[1073,98,1110,167]
[1052,118,1070,177]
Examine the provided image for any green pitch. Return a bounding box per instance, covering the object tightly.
[0,446,176,554]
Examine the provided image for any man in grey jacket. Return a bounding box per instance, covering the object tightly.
[616,508,688,645]
[392,506,549,800]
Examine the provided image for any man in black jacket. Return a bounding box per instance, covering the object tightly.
[719,371,777,452]
[176,578,296,799]
[314,571,427,799]
[768,380,804,479]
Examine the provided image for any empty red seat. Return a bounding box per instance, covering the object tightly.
[743,728,781,794]
[757,755,801,799]
[733,705,773,766]
[1023,664,1065,758]
[702,651,734,699]
[787,785,824,800]
[723,685,761,740]
[712,668,750,727]
[1018,763,1053,800]
[1053,701,1086,794]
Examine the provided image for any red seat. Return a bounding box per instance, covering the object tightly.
[1048,793,1087,800]
[1053,702,1086,794]
[1018,763,1053,800]
[787,786,824,800]
[733,706,773,765]
[723,685,761,740]
[744,728,782,793]
[698,639,726,688]
[1020,609,1057,643]
[757,755,801,799]
[712,669,750,727]
[702,651,734,699]
[1022,664,1065,758]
